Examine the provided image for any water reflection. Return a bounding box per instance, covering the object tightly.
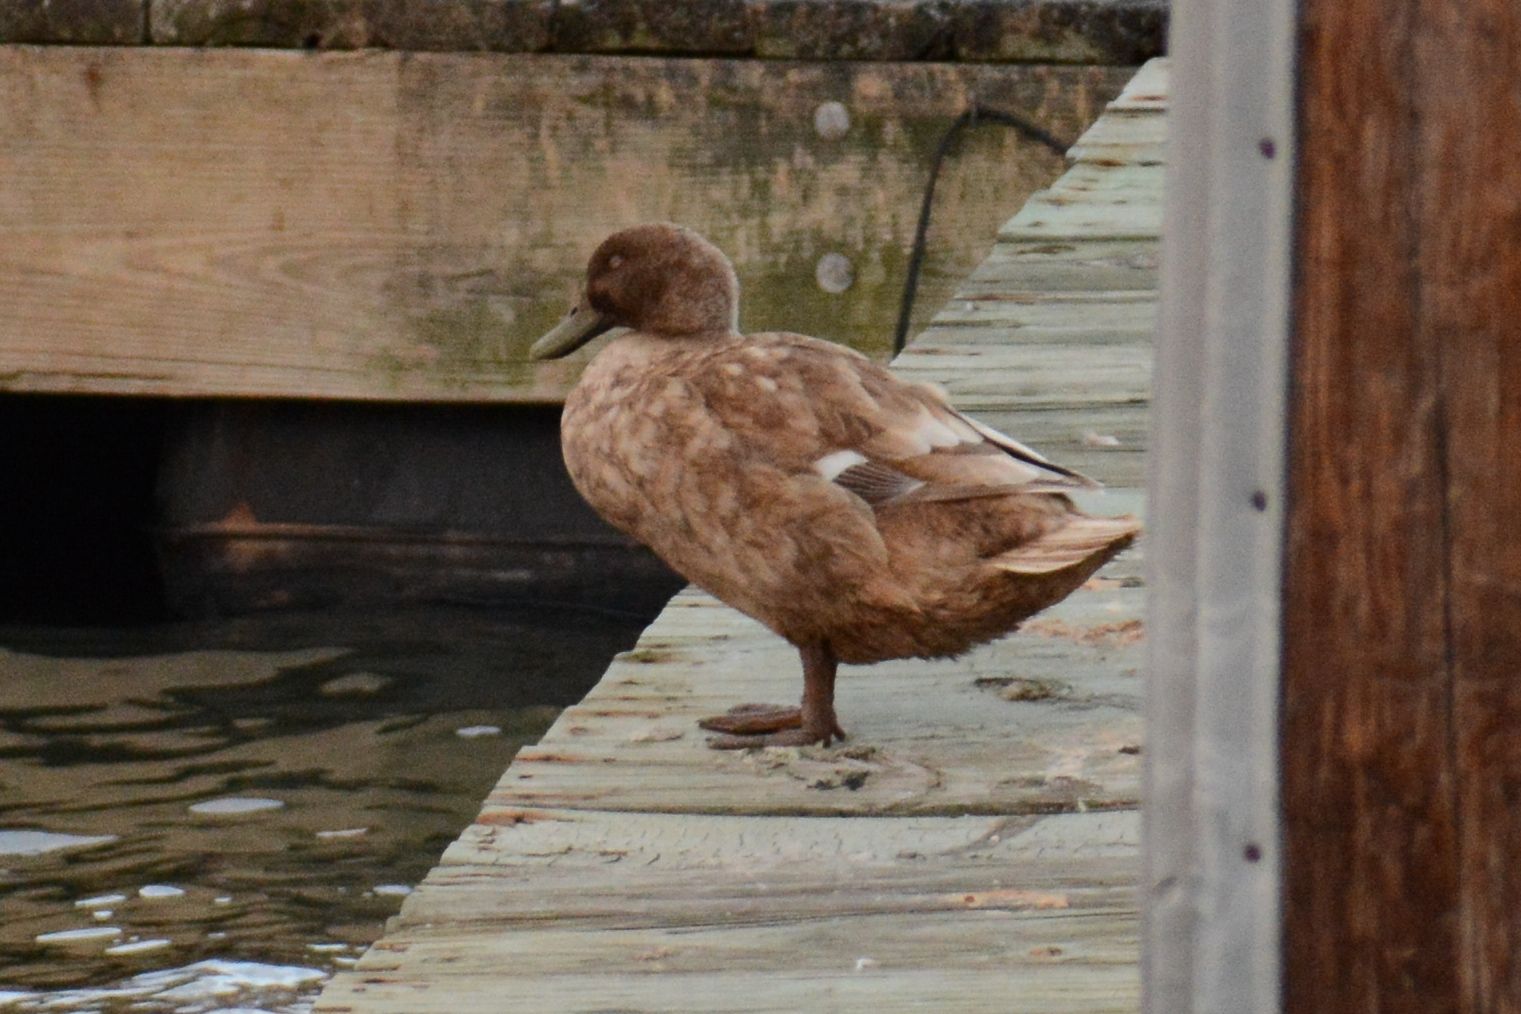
[0,605,646,1009]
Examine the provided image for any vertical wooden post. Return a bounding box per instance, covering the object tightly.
[1144,1,1296,1012]
[1285,0,1521,1009]
[1423,4,1521,1003]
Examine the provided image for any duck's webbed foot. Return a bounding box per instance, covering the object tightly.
[700,703,846,749]
[699,703,802,735]
[700,643,845,750]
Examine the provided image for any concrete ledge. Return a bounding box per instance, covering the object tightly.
[4,0,1167,63]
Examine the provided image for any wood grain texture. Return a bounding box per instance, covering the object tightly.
[1416,0,1521,1008]
[315,809,1139,1013]
[313,59,1165,1012]
[0,47,1125,402]
[1285,1,1457,1003]
[1064,109,1165,167]
[483,584,1144,817]
[1286,1,1521,1010]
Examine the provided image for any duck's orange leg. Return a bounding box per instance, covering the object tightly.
[701,643,846,748]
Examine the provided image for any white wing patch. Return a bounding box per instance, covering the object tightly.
[914,409,971,450]
[834,462,926,505]
[815,450,926,506]
[814,449,869,480]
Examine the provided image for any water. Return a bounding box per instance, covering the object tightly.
[0,605,648,1011]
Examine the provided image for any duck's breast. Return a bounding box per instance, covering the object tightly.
[559,336,676,538]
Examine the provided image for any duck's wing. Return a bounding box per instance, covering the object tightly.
[697,334,1098,508]
[831,396,1100,506]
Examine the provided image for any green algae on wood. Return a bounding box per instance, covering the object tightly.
[0,48,1126,403]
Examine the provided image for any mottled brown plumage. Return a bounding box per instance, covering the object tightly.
[531,224,1139,747]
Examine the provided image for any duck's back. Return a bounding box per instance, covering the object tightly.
[560,331,1136,662]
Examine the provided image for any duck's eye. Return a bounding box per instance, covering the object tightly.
[608,254,624,269]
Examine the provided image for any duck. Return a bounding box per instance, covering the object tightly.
[531,223,1139,749]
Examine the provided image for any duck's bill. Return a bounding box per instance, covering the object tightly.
[529,300,616,360]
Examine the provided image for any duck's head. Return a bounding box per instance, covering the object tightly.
[529,223,740,360]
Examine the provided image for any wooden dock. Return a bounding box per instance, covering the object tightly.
[314,59,1165,1013]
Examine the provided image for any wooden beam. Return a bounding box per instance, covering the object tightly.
[0,47,1125,402]
[1284,0,1455,992]
[1417,2,1521,1005]
[1285,0,1521,1008]
[1143,1,1294,1012]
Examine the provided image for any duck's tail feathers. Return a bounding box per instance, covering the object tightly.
[991,514,1141,576]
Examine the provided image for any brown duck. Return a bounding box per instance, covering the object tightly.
[531,224,1139,748]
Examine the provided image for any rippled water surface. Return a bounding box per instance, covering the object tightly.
[0,606,646,1011]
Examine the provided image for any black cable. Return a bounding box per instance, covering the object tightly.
[892,104,1072,356]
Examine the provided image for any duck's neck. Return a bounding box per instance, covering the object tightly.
[655,282,737,337]
[614,328,739,360]
[643,254,739,336]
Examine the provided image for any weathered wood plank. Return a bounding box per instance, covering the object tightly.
[1141,15,1290,1010]
[315,810,1138,1013]
[1283,3,1458,1010]
[1419,0,1521,1005]
[360,914,1138,973]
[927,290,1155,316]
[1279,1,1521,1009]
[0,46,1126,401]
[477,576,1143,817]
[912,321,1153,350]
[430,806,1138,872]
[318,961,1138,1014]
[896,340,1149,389]
[913,296,1156,339]
[1066,110,1166,166]
[1107,58,1168,111]
[1044,161,1166,196]
[999,188,1163,241]
[963,239,1159,295]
